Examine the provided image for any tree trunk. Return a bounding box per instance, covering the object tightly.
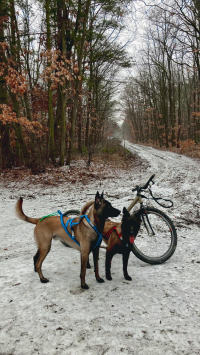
[46,0,55,164]
[56,0,67,166]
[0,0,12,168]
[10,0,30,165]
[66,0,91,165]
[77,84,82,153]
[85,90,91,148]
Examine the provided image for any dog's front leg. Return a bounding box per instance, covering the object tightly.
[105,236,121,280]
[122,247,132,281]
[92,248,104,284]
[105,248,116,280]
[80,244,91,289]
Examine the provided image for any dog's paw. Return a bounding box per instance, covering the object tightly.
[40,278,49,283]
[97,278,104,283]
[124,275,132,281]
[86,262,91,269]
[81,283,89,290]
[106,275,112,281]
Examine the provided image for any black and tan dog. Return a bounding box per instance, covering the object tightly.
[81,202,141,281]
[103,207,141,281]
[15,192,120,289]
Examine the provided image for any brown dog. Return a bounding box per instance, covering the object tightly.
[80,203,141,281]
[15,192,120,289]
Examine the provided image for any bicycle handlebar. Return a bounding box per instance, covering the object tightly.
[132,174,173,208]
[132,174,155,192]
[142,174,155,189]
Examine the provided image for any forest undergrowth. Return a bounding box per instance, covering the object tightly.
[0,148,144,188]
[1,138,200,190]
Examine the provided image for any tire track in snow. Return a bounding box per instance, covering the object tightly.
[125,141,200,186]
[124,141,200,224]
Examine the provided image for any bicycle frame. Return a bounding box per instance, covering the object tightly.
[127,195,143,213]
[127,193,156,236]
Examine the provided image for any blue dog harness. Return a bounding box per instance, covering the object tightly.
[57,211,102,249]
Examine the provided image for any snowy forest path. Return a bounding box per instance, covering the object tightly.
[124,141,200,189]
[124,141,200,226]
[1,142,200,355]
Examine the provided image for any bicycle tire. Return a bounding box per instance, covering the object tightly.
[132,207,177,264]
[62,209,80,217]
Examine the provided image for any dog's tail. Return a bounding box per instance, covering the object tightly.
[80,200,94,215]
[15,197,40,224]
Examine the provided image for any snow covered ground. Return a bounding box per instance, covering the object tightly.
[1,141,200,355]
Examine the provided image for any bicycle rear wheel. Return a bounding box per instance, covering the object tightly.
[61,210,80,247]
[132,207,177,264]
[62,209,80,217]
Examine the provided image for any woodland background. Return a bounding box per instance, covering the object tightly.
[0,0,200,171]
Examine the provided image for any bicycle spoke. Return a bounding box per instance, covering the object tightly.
[132,207,177,264]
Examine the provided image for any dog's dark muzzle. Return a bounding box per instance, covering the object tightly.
[110,208,121,218]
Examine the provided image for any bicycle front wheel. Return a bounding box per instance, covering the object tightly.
[132,207,177,264]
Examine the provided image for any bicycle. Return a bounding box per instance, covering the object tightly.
[63,174,177,265]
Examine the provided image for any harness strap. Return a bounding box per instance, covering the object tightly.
[83,215,102,248]
[104,226,122,241]
[104,226,135,245]
[58,210,80,246]
[39,211,59,222]
[58,211,102,249]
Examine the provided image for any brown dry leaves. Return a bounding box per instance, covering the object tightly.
[42,50,73,91]
[5,66,27,95]
[0,153,140,188]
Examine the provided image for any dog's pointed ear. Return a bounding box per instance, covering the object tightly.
[100,192,104,199]
[95,191,102,210]
[123,207,130,218]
